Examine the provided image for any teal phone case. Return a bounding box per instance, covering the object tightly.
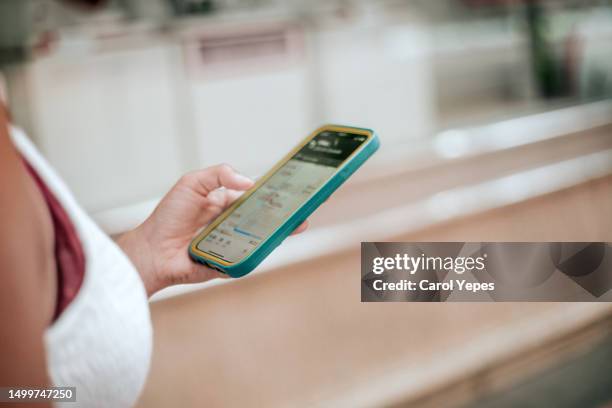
[189,127,380,277]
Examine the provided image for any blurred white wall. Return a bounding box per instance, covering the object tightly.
[4,1,611,216]
[26,45,185,212]
[13,9,442,213]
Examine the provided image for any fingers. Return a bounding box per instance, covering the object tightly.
[190,262,232,282]
[180,164,253,196]
[290,219,309,235]
[168,262,229,286]
[206,189,244,209]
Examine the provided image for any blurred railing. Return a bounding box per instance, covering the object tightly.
[93,100,612,238]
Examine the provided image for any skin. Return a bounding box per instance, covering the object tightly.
[0,102,308,390]
[117,165,308,296]
[0,101,53,405]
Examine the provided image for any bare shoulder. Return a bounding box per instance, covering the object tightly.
[0,104,55,388]
[0,105,57,321]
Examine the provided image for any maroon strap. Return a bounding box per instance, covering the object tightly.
[23,160,86,321]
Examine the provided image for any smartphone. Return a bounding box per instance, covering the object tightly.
[189,125,380,277]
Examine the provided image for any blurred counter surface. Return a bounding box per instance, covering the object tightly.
[135,102,612,408]
[138,116,612,408]
[136,99,612,407]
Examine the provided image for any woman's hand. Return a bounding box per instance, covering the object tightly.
[117,164,308,297]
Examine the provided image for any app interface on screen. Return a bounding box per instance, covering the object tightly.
[197,130,368,263]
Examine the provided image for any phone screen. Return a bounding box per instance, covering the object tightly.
[196,130,369,263]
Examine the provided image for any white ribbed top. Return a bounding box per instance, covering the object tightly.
[11,127,152,408]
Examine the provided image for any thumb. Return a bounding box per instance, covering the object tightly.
[179,164,253,197]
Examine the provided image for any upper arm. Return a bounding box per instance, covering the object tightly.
[0,104,53,392]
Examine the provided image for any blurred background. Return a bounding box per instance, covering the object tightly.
[1,0,612,407]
